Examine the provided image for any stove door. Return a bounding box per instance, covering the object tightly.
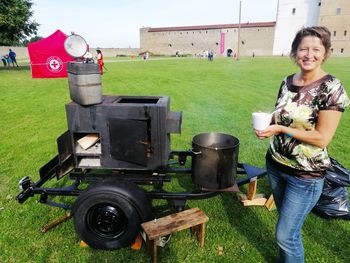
[56,130,74,178]
[109,118,149,166]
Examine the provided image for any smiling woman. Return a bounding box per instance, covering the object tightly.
[255,26,350,263]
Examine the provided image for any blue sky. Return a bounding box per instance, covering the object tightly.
[31,0,278,48]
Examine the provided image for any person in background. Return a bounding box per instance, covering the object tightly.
[83,45,94,63]
[209,50,214,61]
[9,49,18,67]
[84,50,93,63]
[255,26,349,263]
[143,51,148,60]
[6,54,12,65]
[96,49,104,74]
[1,55,8,66]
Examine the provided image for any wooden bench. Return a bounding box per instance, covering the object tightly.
[141,207,209,263]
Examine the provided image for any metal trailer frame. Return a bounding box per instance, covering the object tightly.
[16,148,267,250]
[16,150,266,210]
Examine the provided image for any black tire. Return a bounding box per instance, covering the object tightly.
[72,181,149,249]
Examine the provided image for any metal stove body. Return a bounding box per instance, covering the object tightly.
[61,95,181,172]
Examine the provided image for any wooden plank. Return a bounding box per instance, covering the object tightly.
[130,233,143,250]
[141,207,208,240]
[242,197,267,206]
[79,240,89,248]
[265,194,276,211]
[77,134,99,150]
[152,240,157,263]
[246,180,257,200]
[41,212,71,233]
[199,223,205,247]
[238,193,265,201]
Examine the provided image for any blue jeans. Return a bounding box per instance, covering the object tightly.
[266,160,324,263]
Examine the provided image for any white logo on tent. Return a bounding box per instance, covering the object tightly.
[46,56,63,73]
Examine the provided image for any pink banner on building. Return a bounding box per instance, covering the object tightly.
[220,33,225,54]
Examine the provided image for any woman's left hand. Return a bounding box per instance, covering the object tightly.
[255,125,282,139]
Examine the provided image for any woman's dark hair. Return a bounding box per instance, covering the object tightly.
[96,49,101,54]
[290,26,331,60]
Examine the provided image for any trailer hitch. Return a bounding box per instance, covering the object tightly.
[19,176,32,190]
[16,185,34,203]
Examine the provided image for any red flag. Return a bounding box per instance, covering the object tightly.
[27,30,76,78]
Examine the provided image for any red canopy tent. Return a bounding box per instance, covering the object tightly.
[28,30,75,78]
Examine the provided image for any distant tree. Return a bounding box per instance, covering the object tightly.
[0,0,39,46]
[21,35,43,46]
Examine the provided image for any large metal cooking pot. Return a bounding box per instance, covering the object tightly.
[191,133,239,189]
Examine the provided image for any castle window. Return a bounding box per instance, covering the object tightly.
[216,42,219,45]
[334,31,337,37]
[186,32,188,34]
[318,2,321,6]
[191,43,194,46]
[206,31,208,34]
[292,8,296,14]
[331,48,333,53]
[341,48,344,53]
[169,44,172,47]
[227,30,228,33]
[344,30,347,36]
[336,8,341,15]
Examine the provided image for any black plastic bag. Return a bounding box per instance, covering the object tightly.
[325,158,350,187]
[313,159,350,220]
[313,180,350,219]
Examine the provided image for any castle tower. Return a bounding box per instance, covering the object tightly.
[319,0,350,56]
[273,0,321,56]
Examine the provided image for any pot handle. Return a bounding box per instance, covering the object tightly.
[190,149,202,155]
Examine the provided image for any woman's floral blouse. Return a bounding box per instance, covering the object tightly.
[269,74,350,174]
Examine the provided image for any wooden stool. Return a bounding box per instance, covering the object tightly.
[141,207,209,263]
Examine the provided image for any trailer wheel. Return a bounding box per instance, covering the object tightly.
[73,182,149,249]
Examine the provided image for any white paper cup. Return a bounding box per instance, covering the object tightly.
[252,112,272,131]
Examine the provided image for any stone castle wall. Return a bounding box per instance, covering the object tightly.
[140,23,275,57]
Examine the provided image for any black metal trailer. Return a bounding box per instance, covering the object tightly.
[16,63,266,250]
[16,149,266,250]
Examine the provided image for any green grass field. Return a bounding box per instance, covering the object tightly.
[0,57,349,263]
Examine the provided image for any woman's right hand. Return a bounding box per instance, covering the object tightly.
[255,125,282,139]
